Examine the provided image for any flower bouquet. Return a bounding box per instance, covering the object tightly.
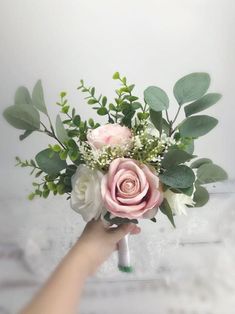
[3,72,227,272]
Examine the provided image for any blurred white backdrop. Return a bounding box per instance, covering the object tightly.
[0,0,234,198]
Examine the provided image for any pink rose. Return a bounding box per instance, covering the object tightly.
[101,158,163,219]
[87,124,132,149]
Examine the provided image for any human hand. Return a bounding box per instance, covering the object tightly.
[75,219,141,276]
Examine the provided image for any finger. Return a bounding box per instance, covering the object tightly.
[130,225,141,235]
[109,223,136,241]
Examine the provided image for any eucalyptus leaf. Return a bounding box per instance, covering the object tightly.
[14,86,31,105]
[160,198,175,228]
[19,130,33,141]
[160,165,195,188]
[55,114,69,143]
[150,109,162,133]
[3,104,40,130]
[173,73,210,105]
[184,93,222,117]
[197,163,228,184]
[179,115,218,138]
[183,140,194,154]
[32,80,48,114]
[162,118,170,135]
[172,185,194,196]
[35,148,67,175]
[190,158,212,169]
[144,86,169,111]
[104,212,138,225]
[193,185,209,207]
[162,149,195,169]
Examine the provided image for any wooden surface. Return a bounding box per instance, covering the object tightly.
[0,181,235,314]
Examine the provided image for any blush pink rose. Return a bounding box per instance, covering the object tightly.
[101,158,163,219]
[87,123,132,149]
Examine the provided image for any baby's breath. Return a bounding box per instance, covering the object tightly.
[80,125,179,173]
[80,142,132,171]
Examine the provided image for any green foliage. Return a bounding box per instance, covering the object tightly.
[28,164,76,201]
[14,86,32,105]
[55,114,69,143]
[3,103,40,130]
[144,86,169,111]
[73,115,81,126]
[193,184,209,207]
[35,148,67,175]
[150,109,162,133]
[171,185,194,196]
[173,73,210,105]
[197,163,228,184]
[19,130,34,141]
[104,212,138,225]
[160,198,175,228]
[77,73,144,127]
[179,115,218,138]
[97,107,108,116]
[112,72,120,80]
[160,165,195,189]
[56,91,71,115]
[56,91,98,143]
[177,138,195,154]
[32,80,48,115]
[162,149,195,169]
[190,158,212,169]
[184,93,222,117]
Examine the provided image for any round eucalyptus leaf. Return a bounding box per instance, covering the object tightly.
[160,165,195,188]
[162,149,195,169]
[32,80,48,115]
[35,148,67,175]
[184,93,222,117]
[144,86,169,111]
[56,114,69,143]
[173,72,210,105]
[179,115,218,138]
[190,158,212,169]
[19,130,33,141]
[3,104,40,130]
[183,139,194,154]
[197,163,228,184]
[150,109,162,133]
[14,86,32,105]
[159,198,175,228]
[193,185,209,207]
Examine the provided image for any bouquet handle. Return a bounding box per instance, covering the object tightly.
[118,234,133,273]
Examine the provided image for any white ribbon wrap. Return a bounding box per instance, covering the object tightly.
[118,234,133,272]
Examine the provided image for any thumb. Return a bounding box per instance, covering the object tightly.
[109,223,135,242]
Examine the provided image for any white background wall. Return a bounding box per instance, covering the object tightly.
[0,0,234,198]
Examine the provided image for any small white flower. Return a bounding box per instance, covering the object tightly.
[70,165,104,222]
[164,189,195,216]
[134,135,142,148]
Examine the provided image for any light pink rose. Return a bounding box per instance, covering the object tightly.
[101,158,163,219]
[87,123,132,149]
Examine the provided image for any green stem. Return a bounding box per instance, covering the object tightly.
[172,106,181,124]
[165,110,170,123]
[40,122,66,149]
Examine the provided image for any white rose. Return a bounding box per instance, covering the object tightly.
[164,189,195,216]
[70,165,104,222]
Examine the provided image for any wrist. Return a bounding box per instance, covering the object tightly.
[72,240,96,278]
